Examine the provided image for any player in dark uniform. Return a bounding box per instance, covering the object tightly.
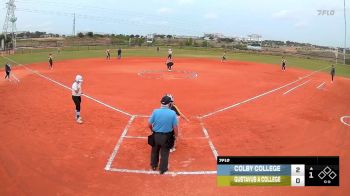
[106,49,111,60]
[166,58,174,71]
[281,57,286,71]
[117,48,122,59]
[4,63,11,80]
[48,54,53,70]
[330,65,335,83]
[166,94,189,152]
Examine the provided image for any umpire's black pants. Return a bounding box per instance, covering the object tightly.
[151,132,171,172]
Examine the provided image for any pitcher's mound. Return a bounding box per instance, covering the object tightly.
[138,70,198,80]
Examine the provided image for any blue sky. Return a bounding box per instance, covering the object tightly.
[0,0,349,47]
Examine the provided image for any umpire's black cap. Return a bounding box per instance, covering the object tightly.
[160,95,172,105]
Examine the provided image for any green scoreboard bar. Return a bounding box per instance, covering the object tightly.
[217,156,339,187]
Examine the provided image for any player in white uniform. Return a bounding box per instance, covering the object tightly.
[168,48,173,59]
[106,49,111,60]
[72,75,83,124]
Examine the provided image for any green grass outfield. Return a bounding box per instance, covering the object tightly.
[1,47,349,78]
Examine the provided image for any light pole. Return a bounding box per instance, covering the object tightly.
[344,0,347,64]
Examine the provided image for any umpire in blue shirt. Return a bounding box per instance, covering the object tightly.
[148,95,178,174]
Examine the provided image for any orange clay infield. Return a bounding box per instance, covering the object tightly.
[0,57,350,195]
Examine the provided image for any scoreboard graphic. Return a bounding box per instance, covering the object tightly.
[217,156,339,186]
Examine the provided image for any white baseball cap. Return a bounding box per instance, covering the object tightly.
[75,75,83,82]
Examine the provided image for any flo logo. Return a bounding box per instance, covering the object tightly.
[317,10,335,16]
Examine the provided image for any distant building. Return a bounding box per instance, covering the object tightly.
[247,44,263,51]
[203,33,226,41]
[40,34,54,38]
[174,35,200,39]
[235,36,249,42]
[146,34,154,43]
[247,34,262,42]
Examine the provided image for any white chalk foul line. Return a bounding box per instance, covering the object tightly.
[109,168,217,175]
[135,114,150,118]
[340,116,350,127]
[200,66,330,119]
[105,115,136,171]
[1,56,132,117]
[83,94,132,117]
[317,82,326,89]
[2,56,218,176]
[11,73,20,82]
[199,119,219,160]
[109,116,216,174]
[123,135,148,139]
[123,135,207,140]
[283,79,310,95]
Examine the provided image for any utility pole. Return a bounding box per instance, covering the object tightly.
[344,0,347,64]
[73,13,76,36]
[2,0,17,50]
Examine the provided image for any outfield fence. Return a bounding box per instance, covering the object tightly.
[2,41,350,65]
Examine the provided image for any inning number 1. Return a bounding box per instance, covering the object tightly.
[309,171,314,179]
